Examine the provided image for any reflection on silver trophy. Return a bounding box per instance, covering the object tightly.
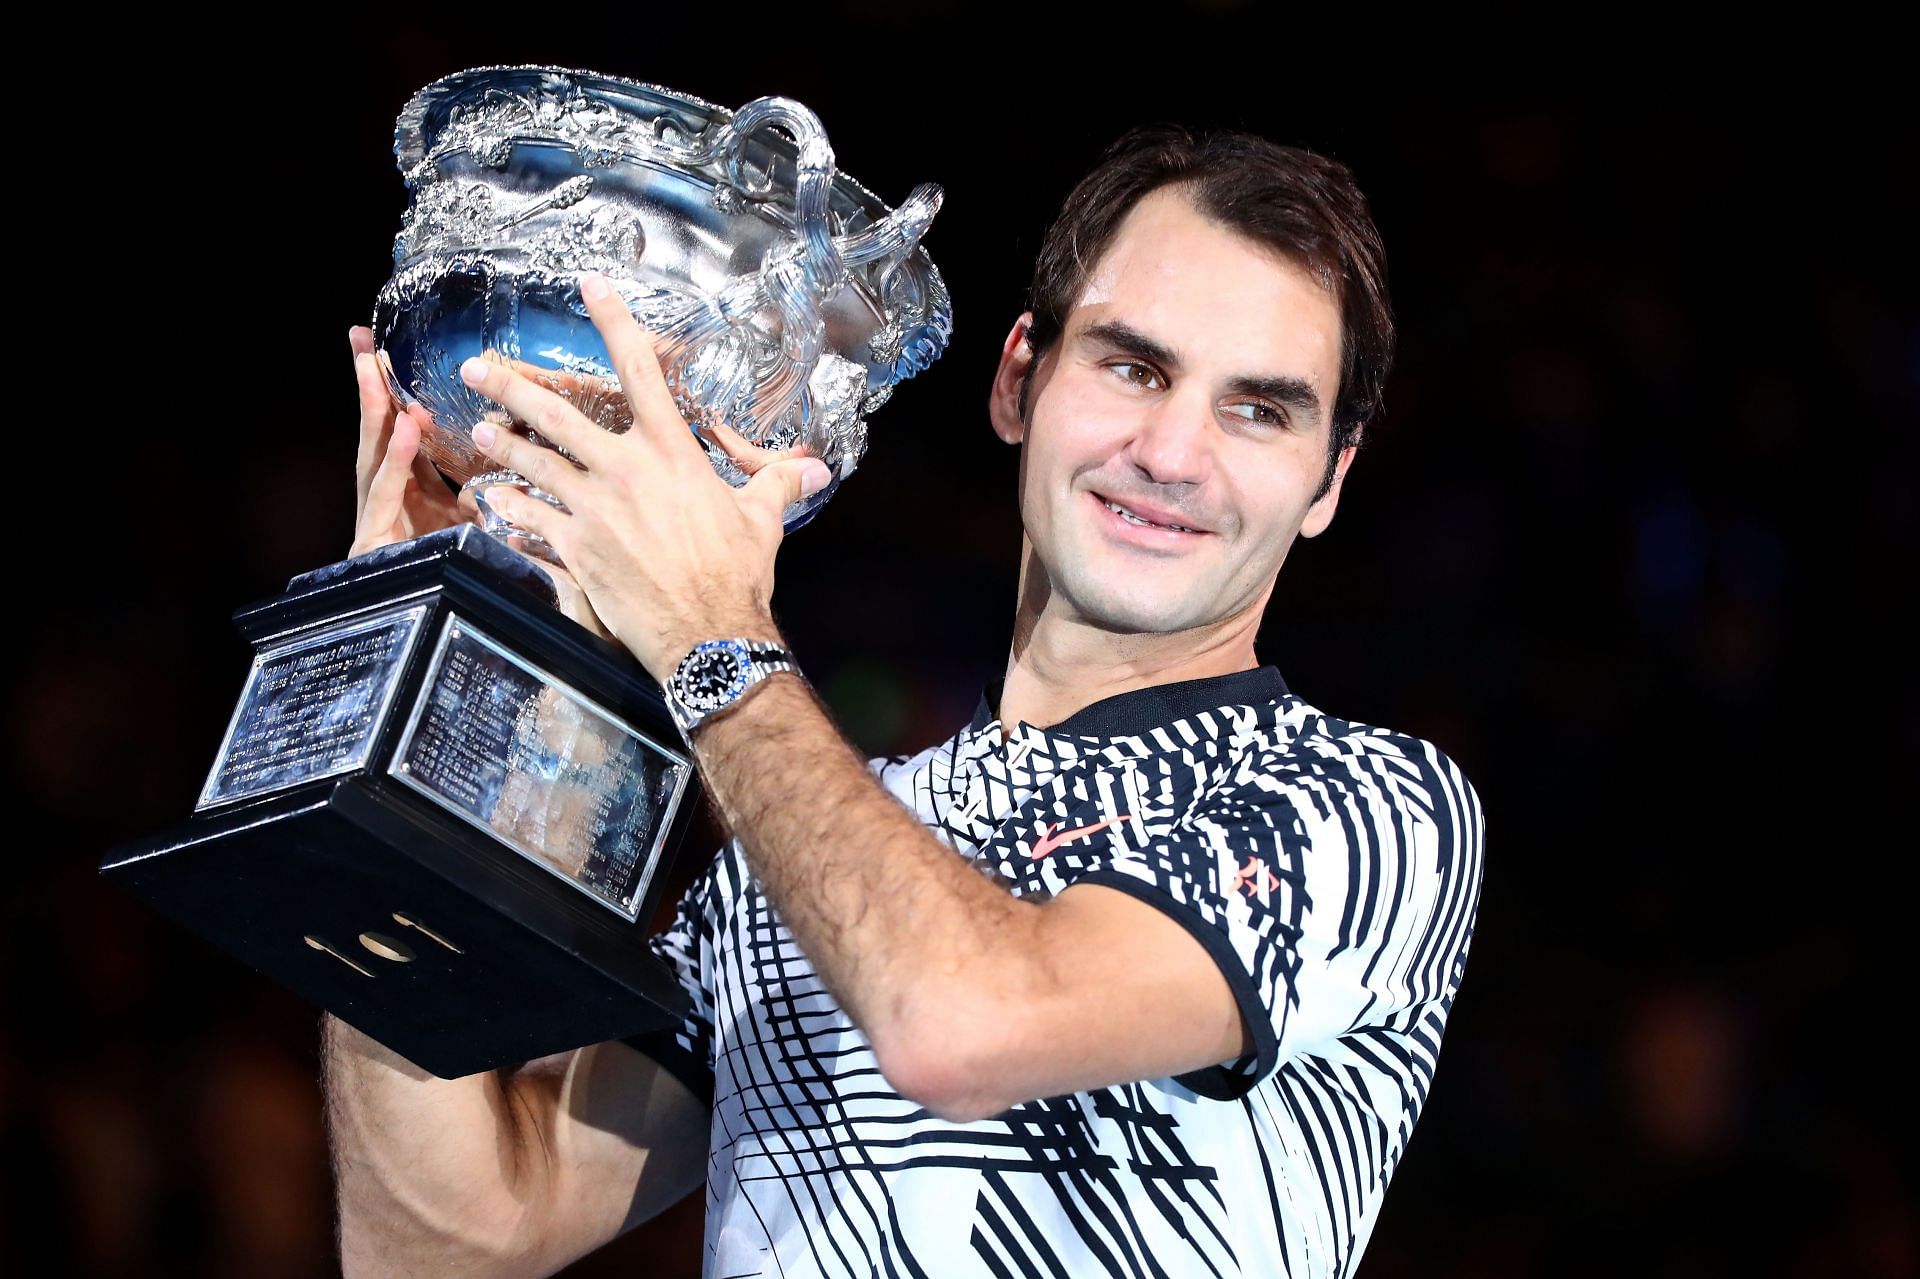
[101,66,953,1077]
[373,64,952,550]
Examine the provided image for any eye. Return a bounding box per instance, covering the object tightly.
[1226,401,1287,428]
[1109,360,1164,390]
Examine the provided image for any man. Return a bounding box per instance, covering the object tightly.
[328,124,1485,1278]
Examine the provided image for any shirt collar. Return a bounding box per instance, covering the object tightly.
[968,665,1291,741]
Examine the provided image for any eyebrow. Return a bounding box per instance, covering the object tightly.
[1075,319,1326,426]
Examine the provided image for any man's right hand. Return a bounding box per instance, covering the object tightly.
[350,325,467,557]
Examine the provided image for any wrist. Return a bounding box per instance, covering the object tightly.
[662,632,799,744]
[650,602,777,672]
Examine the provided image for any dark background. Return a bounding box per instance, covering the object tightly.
[9,10,1914,1275]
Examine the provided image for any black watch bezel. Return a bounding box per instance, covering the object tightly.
[667,639,793,736]
[671,639,754,715]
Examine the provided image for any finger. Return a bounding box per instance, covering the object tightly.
[409,425,449,492]
[470,418,588,508]
[505,358,636,439]
[575,272,700,457]
[484,485,571,553]
[504,358,596,399]
[359,410,426,545]
[459,352,612,472]
[353,346,399,514]
[702,416,799,476]
[416,453,467,525]
[398,406,453,488]
[740,455,834,530]
[366,410,424,514]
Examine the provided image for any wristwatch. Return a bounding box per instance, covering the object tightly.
[663,637,797,742]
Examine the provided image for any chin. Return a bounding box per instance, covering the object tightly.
[1057,573,1213,636]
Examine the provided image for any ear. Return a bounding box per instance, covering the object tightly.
[1299,439,1359,539]
[987,311,1037,446]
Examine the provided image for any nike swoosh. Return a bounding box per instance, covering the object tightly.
[1028,814,1134,860]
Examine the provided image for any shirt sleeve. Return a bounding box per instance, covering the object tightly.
[620,847,723,1107]
[1073,731,1485,1100]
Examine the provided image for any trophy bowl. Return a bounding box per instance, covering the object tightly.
[372,64,952,543]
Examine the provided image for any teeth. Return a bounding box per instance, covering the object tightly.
[1103,497,1194,533]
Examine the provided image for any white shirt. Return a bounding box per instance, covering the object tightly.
[627,665,1485,1278]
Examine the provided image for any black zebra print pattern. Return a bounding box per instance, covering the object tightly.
[625,665,1485,1278]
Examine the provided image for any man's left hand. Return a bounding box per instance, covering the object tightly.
[460,270,832,682]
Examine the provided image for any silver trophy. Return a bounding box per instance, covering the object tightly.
[102,66,950,1077]
[375,64,950,549]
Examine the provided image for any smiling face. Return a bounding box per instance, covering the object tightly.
[989,184,1357,641]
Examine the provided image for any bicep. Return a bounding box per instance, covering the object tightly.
[506,1037,708,1270]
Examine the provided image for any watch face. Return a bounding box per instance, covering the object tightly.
[676,640,752,714]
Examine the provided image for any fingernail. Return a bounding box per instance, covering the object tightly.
[581,273,609,301]
[800,461,832,497]
[460,356,489,384]
[472,421,497,448]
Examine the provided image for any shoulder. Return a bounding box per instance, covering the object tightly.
[1231,695,1479,802]
[1210,696,1485,874]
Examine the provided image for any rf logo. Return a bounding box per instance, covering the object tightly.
[1231,857,1281,899]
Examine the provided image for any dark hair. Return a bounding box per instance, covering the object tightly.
[1017,124,1393,502]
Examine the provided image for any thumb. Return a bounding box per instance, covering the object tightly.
[742,455,833,525]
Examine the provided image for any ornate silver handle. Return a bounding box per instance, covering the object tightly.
[637,97,943,442]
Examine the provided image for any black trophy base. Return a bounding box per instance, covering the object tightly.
[106,778,689,1077]
[102,527,701,1079]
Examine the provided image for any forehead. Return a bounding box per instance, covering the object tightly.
[1067,186,1343,392]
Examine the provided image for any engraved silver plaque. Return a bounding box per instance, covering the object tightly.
[390,616,691,920]
[199,603,430,808]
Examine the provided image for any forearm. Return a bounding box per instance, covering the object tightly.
[322,1014,545,1276]
[691,669,1047,1108]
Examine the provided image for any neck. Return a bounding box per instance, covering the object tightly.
[996,539,1266,733]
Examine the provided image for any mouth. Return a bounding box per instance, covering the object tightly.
[1089,489,1210,539]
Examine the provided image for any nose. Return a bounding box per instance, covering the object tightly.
[1125,385,1214,488]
